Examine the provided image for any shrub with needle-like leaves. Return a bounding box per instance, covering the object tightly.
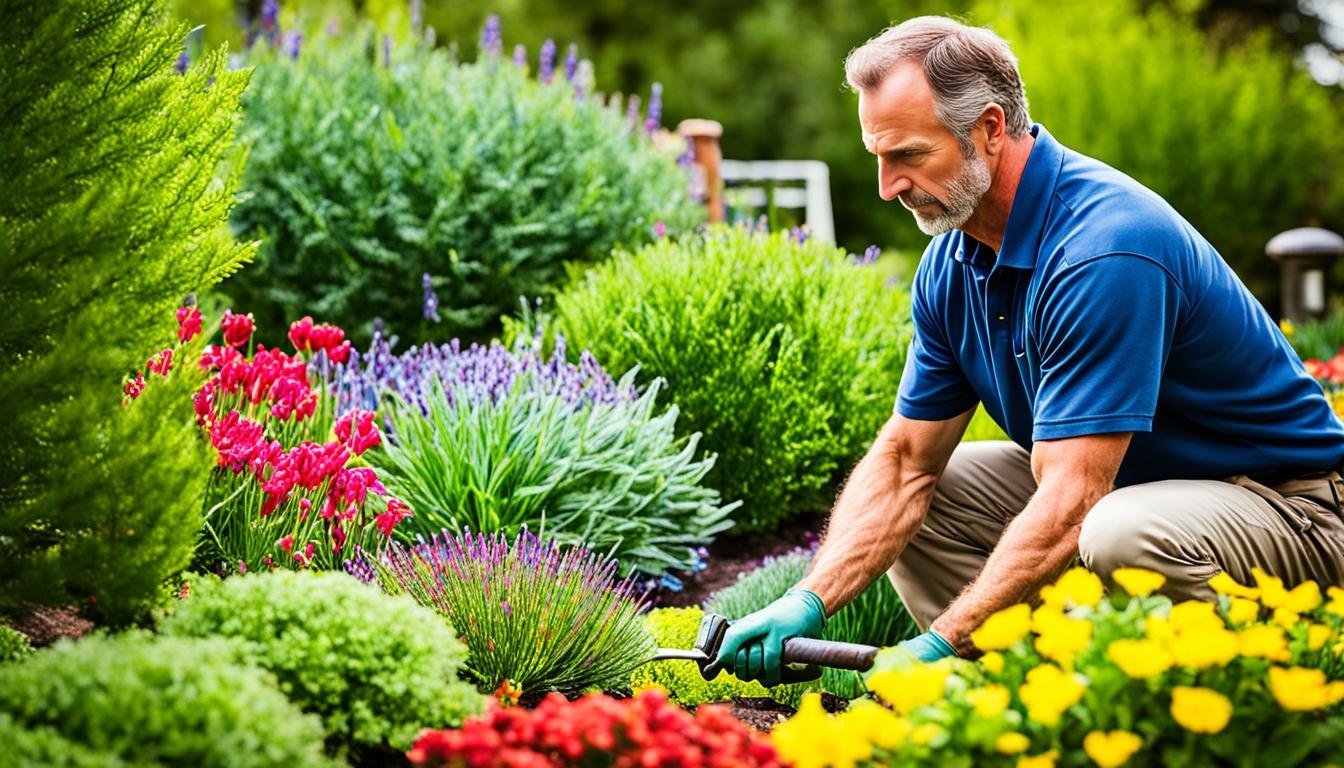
[347,528,655,696]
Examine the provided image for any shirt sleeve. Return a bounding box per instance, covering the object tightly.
[896,262,979,421]
[1032,254,1184,440]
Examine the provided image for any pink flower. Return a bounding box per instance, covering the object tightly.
[294,541,315,567]
[220,310,255,348]
[277,534,295,554]
[376,498,413,537]
[199,344,242,371]
[334,409,382,455]
[146,348,173,376]
[288,316,314,352]
[210,410,266,472]
[122,372,145,401]
[332,521,346,553]
[288,316,351,363]
[176,305,203,343]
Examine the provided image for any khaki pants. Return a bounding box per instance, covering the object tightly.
[887,441,1344,629]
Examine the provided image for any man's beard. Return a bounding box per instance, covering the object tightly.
[900,148,992,236]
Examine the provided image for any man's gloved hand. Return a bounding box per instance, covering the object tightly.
[714,588,826,687]
[898,629,960,663]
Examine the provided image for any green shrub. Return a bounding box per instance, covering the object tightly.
[350,529,655,695]
[225,24,699,345]
[549,227,911,529]
[0,625,32,663]
[705,549,919,699]
[1284,310,1344,361]
[160,570,481,755]
[362,335,735,577]
[630,606,814,707]
[0,632,333,768]
[0,714,131,768]
[0,0,252,625]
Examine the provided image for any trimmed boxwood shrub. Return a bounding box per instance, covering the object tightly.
[160,570,482,755]
[549,227,911,529]
[226,25,699,345]
[0,632,333,768]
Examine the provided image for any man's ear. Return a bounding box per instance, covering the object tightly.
[979,103,1008,155]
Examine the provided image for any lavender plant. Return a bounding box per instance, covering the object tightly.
[328,334,736,577]
[347,529,656,695]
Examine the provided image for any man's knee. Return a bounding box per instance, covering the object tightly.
[1077,484,1181,578]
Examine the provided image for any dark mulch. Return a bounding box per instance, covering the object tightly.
[7,604,94,647]
[656,510,828,610]
[727,693,849,732]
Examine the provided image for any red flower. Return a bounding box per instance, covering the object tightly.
[220,310,255,348]
[288,315,314,352]
[277,534,295,554]
[122,372,145,401]
[147,348,174,376]
[376,498,413,537]
[334,409,382,455]
[289,316,351,363]
[177,305,203,343]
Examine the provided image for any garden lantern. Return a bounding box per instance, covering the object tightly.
[1267,227,1344,322]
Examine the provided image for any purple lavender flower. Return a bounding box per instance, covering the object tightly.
[644,82,663,135]
[538,39,556,84]
[174,49,190,75]
[422,272,441,322]
[382,34,392,67]
[480,15,502,58]
[625,94,641,130]
[260,0,279,41]
[513,43,527,69]
[790,225,809,244]
[856,245,880,266]
[282,31,302,60]
[563,42,578,82]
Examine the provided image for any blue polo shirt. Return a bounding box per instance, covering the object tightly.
[897,124,1344,486]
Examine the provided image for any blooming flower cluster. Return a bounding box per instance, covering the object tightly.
[1300,349,1344,418]
[407,689,782,768]
[122,303,203,406]
[193,311,412,573]
[322,331,636,421]
[771,567,1344,768]
[347,528,654,694]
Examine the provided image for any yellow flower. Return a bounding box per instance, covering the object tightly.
[1283,580,1323,613]
[1268,666,1335,711]
[1210,571,1259,600]
[981,651,1005,676]
[1252,568,1289,608]
[836,700,909,750]
[1041,568,1104,609]
[1171,627,1239,669]
[971,604,1032,651]
[1144,616,1174,642]
[966,684,1011,719]
[996,732,1031,755]
[1019,664,1087,726]
[772,693,872,768]
[867,664,949,714]
[631,680,667,696]
[1034,611,1093,666]
[1280,318,1296,337]
[1326,586,1344,617]
[1170,686,1232,734]
[1226,597,1260,625]
[1018,750,1059,768]
[910,722,945,747]
[1107,638,1173,679]
[1112,567,1165,597]
[1083,730,1143,768]
[1169,600,1224,633]
[1239,624,1291,662]
[1307,623,1334,651]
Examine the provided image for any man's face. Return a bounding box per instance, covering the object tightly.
[859,63,991,236]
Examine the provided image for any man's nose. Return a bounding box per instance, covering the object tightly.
[878,161,911,202]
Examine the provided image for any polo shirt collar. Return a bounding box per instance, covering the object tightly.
[996,123,1063,270]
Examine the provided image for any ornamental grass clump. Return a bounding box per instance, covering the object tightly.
[408,689,783,768]
[549,227,911,530]
[192,311,413,573]
[227,14,698,345]
[770,567,1344,768]
[348,528,655,695]
[333,333,735,577]
[160,570,482,757]
[705,549,919,700]
[0,632,334,768]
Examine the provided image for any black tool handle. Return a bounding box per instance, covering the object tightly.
[781,637,880,672]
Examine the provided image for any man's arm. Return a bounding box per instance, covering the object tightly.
[797,407,974,614]
[929,432,1132,656]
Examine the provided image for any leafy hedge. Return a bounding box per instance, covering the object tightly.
[226,25,699,345]
[549,228,911,530]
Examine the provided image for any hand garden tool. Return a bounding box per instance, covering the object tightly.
[644,612,881,685]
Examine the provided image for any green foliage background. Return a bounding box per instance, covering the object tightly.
[550,228,911,530]
[160,571,483,755]
[0,0,253,625]
[0,632,335,768]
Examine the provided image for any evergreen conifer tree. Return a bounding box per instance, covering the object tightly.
[0,0,253,625]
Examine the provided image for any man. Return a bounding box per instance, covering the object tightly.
[716,16,1344,684]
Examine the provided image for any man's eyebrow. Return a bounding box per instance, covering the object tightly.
[862,134,932,155]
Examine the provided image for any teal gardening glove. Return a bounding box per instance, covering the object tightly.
[898,629,960,663]
[714,588,826,687]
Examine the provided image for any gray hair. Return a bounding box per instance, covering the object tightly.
[845,16,1031,149]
